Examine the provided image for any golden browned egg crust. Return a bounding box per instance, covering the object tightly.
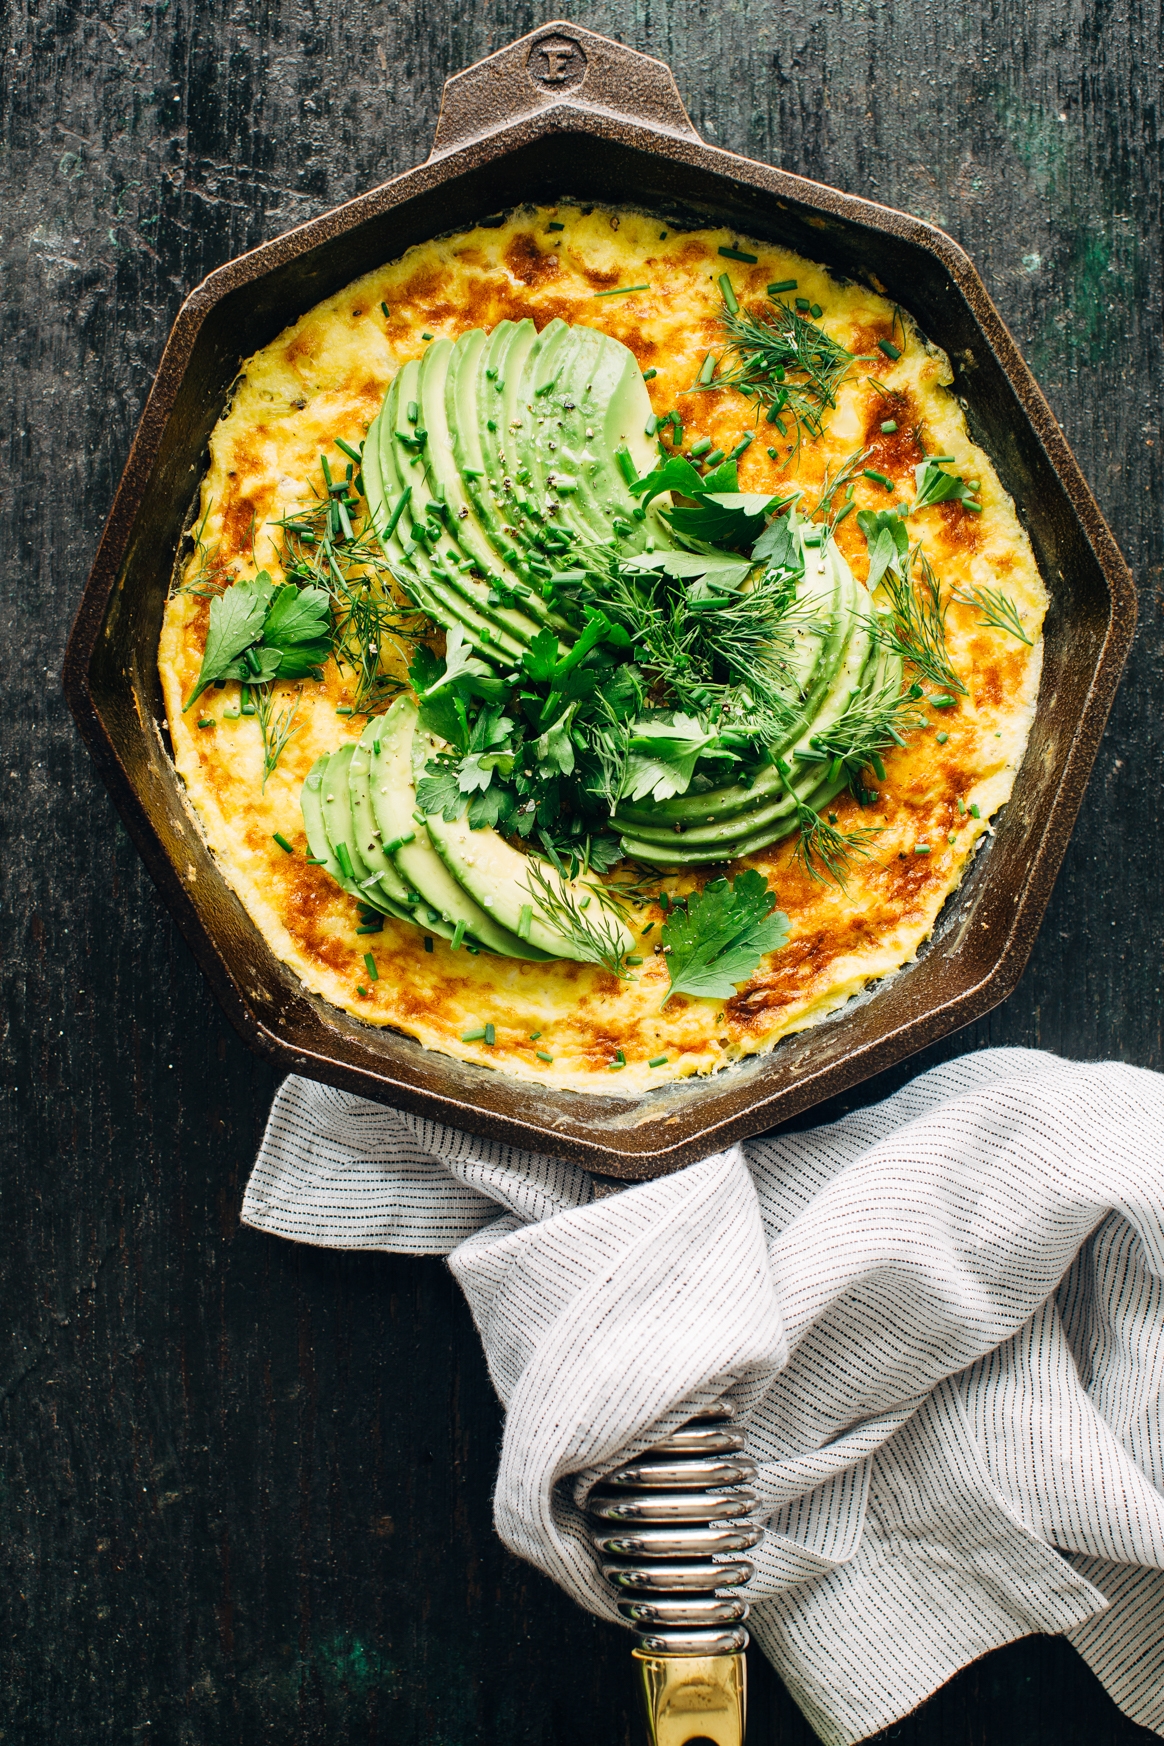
[158,205,1046,1095]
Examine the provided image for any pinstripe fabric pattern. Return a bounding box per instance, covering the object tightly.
[243,1048,1164,1744]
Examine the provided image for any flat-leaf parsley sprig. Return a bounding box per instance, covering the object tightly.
[659,869,790,1005]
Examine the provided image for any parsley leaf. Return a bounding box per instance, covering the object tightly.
[467,785,515,830]
[183,573,274,709]
[415,761,466,821]
[622,713,727,803]
[912,457,980,511]
[661,870,790,1005]
[260,584,332,678]
[857,507,910,592]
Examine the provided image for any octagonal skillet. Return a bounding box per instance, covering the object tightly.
[64,23,1135,1177]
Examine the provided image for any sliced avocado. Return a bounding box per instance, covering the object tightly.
[349,723,453,937]
[414,335,557,655]
[317,744,414,920]
[368,698,549,960]
[611,531,863,837]
[415,724,634,962]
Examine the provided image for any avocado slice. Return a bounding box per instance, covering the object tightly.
[348,725,454,937]
[369,359,531,666]
[610,531,866,840]
[368,698,549,960]
[316,744,417,921]
[415,724,634,962]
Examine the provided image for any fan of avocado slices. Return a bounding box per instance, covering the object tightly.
[301,315,919,970]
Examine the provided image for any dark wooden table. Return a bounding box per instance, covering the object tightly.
[3,3,1160,1740]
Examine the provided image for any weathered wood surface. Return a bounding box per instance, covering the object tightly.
[1,1,1161,1740]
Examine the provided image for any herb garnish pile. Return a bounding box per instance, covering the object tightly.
[180,282,1035,1006]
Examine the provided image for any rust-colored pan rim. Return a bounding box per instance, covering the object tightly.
[64,23,1136,1175]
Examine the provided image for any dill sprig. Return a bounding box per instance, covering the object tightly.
[806,679,926,794]
[276,488,428,714]
[173,499,230,598]
[870,547,967,696]
[255,683,304,789]
[815,446,871,534]
[697,298,856,458]
[951,584,1033,646]
[522,859,634,979]
[774,757,882,886]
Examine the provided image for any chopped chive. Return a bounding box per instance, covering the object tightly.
[914,844,931,855]
[529,1031,542,1041]
[930,694,956,709]
[356,985,368,996]
[626,955,644,966]
[518,903,533,939]
[593,283,649,298]
[424,936,433,951]
[957,798,966,815]
[936,730,949,744]
[871,752,887,782]
[702,448,724,468]
[451,919,466,950]
[484,1022,495,1046]
[729,432,754,460]
[969,803,981,818]
[718,245,758,263]
[412,811,427,825]
[380,302,390,318]
[197,717,215,728]
[795,296,811,312]
[641,922,655,935]
[363,952,379,980]
[335,842,355,880]
[356,923,383,935]
[717,272,740,314]
[536,1051,553,1063]
[608,1062,625,1071]
[335,437,362,465]
[767,446,778,459]
[863,467,895,491]
[547,220,565,231]
[644,413,659,437]
[273,832,294,854]
[880,419,898,434]
[462,1027,487,1042]
[810,303,823,319]
[615,446,637,484]
[948,832,958,844]
[383,485,413,541]
[963,501,983,514]
[642,367,657,381]
[878,338,902,359]
[336,705,354,715]
[305,855,327,865]
[769,278,797,294]
[612,1049,626,1064]
[381,831,415,854]
[648,1054,668,1068]
[697,352,717,385]
[421,331,433,340]
[690,435,712,457]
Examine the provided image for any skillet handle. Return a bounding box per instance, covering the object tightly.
[430,22,701,158]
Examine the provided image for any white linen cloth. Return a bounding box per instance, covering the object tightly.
[242,1046,1164,1744]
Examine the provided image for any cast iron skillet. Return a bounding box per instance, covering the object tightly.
[63,23,1135,1177]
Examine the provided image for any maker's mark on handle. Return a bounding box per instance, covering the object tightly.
[526,31,588,93]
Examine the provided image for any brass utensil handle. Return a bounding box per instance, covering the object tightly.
[633,1652,746,1746]
[430,21,701,158]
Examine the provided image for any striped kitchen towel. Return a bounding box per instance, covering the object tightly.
[242,1046,1164,1745]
